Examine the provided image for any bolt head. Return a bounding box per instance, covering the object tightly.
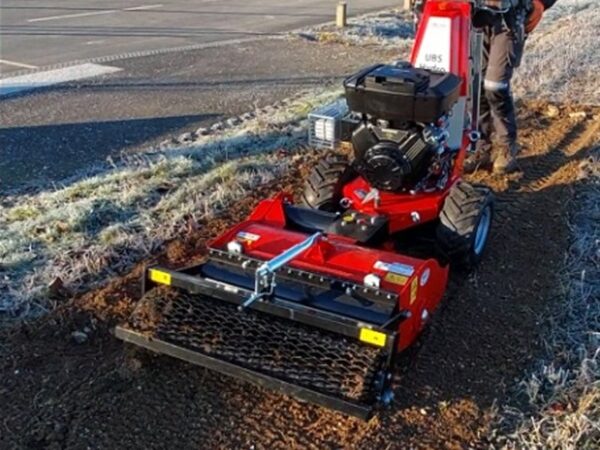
[381,389,394,406]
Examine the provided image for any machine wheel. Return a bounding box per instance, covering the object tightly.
[436,181,494,269]
[302,155,353,212]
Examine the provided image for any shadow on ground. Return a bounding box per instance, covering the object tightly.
[0,113,217,192]
[1,76,342,101]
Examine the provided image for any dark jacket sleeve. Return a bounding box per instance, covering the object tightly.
[540,0,558,9]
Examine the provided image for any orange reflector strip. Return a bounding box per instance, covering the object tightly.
[410,277,418,304]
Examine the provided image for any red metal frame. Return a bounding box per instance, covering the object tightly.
[342,0,474,235]
[210,193,448,350]
[206,1,475,351]
[411,0,472,96]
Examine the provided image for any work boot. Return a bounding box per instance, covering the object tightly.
[463,148,492,174]
[493,143,520,174]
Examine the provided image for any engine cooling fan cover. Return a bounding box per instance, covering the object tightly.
[356,142,413,192]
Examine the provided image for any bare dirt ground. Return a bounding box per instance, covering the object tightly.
[1,101,599,449]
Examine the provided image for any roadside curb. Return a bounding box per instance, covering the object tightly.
[157,89,324,150]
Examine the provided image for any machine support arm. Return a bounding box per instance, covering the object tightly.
[238,232,323,310]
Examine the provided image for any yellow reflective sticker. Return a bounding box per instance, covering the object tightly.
[149,269,172,286]
[384,272,408,286]
[410,277,418,304]
[359,328,387,347]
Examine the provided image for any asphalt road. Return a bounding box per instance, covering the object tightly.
[0,38,398,192]
[0,0,395,74]
[0,0,401,193]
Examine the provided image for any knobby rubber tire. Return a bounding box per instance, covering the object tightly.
[302,154,353,212]
[436,181,494,269]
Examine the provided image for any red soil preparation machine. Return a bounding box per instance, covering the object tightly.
[116,0,495,419]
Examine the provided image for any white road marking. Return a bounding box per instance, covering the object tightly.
[28,10,117,23]
[0,63,122,97]
[27,5,164,23]
[0,59,38,69]
[123,4,164,11]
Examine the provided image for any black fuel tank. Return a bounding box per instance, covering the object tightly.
[344,63,461,123]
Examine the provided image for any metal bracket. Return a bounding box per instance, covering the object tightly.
[361,188,380,208]
[469,29,484,154]
[238,232,322,311]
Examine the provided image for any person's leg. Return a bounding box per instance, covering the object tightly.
[483,24,523,173]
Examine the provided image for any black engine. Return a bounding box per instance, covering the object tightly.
[351,123,438,192]
[343,62,461,192]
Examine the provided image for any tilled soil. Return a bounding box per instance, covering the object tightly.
[1,101,599,450]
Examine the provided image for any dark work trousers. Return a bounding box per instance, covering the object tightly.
[475,11,524,152]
